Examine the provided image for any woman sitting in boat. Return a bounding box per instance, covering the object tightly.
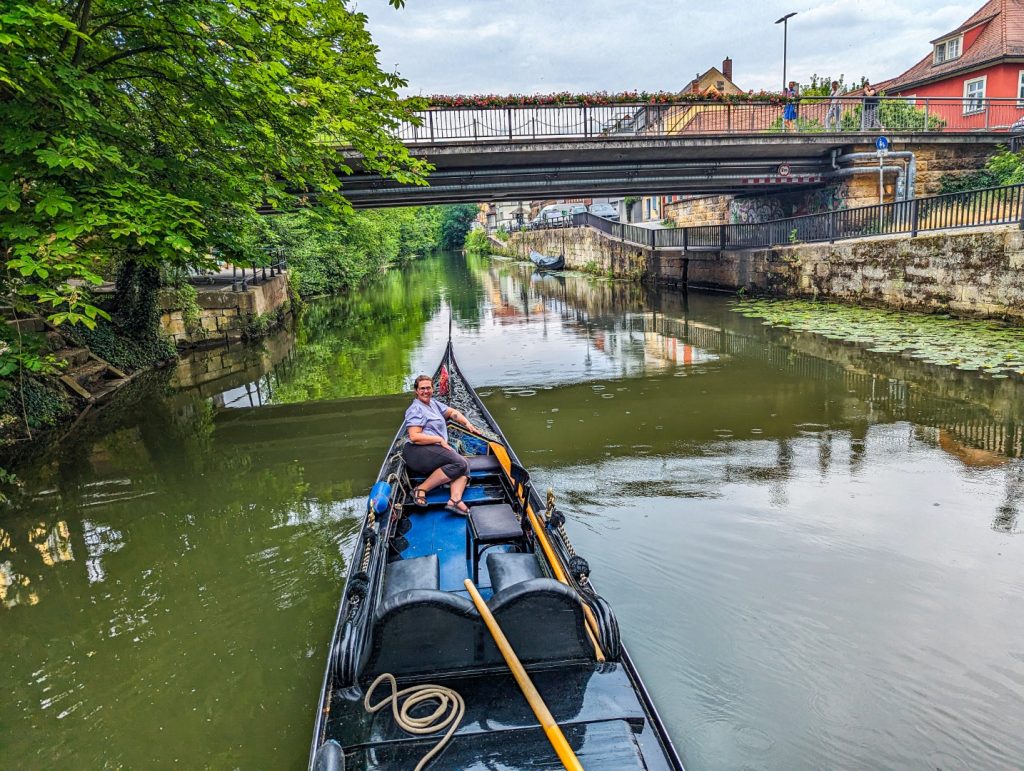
[404,374,478,514]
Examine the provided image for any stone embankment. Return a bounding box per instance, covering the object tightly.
[160,272,291,347]
[509,225,1024,323]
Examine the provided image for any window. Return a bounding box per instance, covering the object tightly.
[1018,70,1024,105]
[934,35,963,64]
[963,76,986,114]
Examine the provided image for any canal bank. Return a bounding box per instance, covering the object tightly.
[509,223,1024,322]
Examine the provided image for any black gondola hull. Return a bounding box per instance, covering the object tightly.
[309,343,684,770]
[529,250,565,271]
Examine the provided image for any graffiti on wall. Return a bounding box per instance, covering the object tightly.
[730,182,850,223]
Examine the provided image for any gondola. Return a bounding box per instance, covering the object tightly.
[529,250,565,271]
[308,342,684,770]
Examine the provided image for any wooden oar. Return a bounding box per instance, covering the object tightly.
[464,579,584,771]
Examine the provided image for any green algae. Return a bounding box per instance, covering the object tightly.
[730,299,1024,376]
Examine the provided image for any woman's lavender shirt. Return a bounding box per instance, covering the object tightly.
[404,398,450,442]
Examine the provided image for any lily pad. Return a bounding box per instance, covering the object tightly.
[730,299,1024,377]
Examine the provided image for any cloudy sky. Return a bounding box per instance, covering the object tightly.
[359,0,981,95]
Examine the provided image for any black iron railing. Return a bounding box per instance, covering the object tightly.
[189,248,288,292]
[563,183,1024,252]
[393,97,1024,144]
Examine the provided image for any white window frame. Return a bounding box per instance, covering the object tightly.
[1017,70,1024,106]
[963,76,986,114]
[933,35,963,64]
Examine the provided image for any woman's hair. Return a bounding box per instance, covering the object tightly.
[413,374,433,391]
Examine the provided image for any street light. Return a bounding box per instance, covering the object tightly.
[775,12,797,92]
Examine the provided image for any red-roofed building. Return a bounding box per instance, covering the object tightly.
[882,0,1024,126]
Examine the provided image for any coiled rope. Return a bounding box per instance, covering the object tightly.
[363,673,465,771]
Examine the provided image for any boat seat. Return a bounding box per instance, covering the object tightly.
[466,454,502,473]
[466,504,527,583]
[361,589,495,679]
[488,578,593,664]
[382,554,439,601]
[408,454,501,483]
[486,552,543,594]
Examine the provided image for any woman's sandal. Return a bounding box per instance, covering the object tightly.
[445,498,470,516]
[412,487,427,507]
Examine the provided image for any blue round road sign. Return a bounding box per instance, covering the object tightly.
[875,136,890,151]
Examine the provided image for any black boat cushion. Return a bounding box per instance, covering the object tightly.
[486,552,543,594]
[361,589,498,679]
[468,504,522,542]
[381,554,439,600]
[466,454,502,473]
[488,578,593,663]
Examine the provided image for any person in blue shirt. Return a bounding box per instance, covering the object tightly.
[403,374,478,514]
[783,81,799,132]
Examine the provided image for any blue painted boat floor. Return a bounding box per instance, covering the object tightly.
[421,485,501,507]
[399,503,512,596]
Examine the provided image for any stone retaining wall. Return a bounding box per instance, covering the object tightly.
[159,272,291,347]
[508,224,1024,322]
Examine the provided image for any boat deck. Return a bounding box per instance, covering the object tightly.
[327,661,676,771]
[400,472,512,599]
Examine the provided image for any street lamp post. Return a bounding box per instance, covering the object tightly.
[775,12,797,91]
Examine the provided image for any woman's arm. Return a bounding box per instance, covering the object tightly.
[408,425,445,446]
[444,408,476,432]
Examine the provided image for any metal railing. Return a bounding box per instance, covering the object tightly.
[189,248,288,292]
[395,97,1024,144]
[563,183,1024,252]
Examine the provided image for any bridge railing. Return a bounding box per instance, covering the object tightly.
[566,183,1024,252]
[396,97,1024,143]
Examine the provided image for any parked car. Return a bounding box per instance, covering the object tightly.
[568,204,588,216]
[589,203,619,220]
[529,204,571,228]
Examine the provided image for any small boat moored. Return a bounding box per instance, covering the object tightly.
[529,250,565,271]
[309,342,684,770]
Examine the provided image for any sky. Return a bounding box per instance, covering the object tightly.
[359,0,982,95]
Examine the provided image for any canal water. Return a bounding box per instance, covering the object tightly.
[2,252,1023,769]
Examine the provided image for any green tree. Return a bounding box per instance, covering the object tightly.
[799,74,862,98]
[439,205,480,250]
[262,205,451,297]
[0,0,429,332]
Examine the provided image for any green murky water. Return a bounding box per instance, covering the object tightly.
[2,252,1023,769]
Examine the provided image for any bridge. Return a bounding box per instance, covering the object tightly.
[335,97,1019,207]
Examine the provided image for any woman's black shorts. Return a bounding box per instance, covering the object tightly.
[402,442,470,480]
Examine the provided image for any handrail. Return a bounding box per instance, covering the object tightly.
[550,182,1024,252]
[390,96,1024,144]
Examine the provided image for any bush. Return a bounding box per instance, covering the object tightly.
[463,228,492,258]
[67,319,175,373]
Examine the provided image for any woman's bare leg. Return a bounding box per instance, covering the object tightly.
[449,474,469,502]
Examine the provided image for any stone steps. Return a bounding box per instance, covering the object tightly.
[53,347,90,368]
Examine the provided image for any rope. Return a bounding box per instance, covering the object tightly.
[363,673,465,771]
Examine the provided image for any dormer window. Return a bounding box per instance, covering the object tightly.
[934,35,962,64]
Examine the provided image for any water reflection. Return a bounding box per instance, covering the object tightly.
[1,251,1023,769]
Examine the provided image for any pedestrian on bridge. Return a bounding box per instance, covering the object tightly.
[861,84,882,130]
[783,82,799,132]
[825,81,842,130]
